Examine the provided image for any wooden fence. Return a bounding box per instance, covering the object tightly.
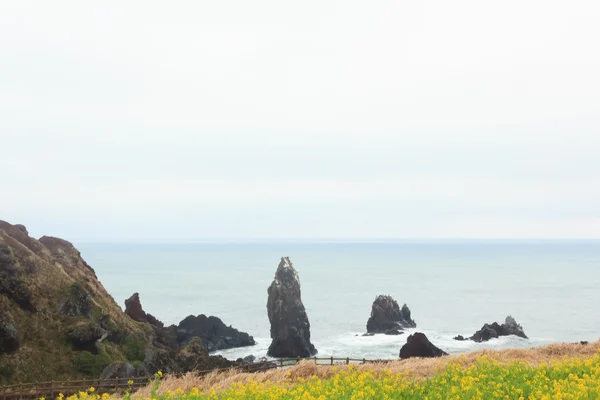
[0,357,382,400]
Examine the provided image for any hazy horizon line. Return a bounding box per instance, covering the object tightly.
[74,238,600,245]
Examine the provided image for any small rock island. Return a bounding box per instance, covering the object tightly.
[366,295,416,335]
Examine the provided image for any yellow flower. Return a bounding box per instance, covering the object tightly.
[127,380,134,386]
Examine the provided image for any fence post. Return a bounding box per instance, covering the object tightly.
[115,377,119,393]
[50,380,54,400]
[296,357,300,365]
[330,357,333,365]
[1,384,5,400]
[314,357,317,365]
[346,357,349,365]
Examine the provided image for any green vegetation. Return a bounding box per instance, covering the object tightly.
[73,351,111,377]
[123,335,146,363]
[65,352,600,400]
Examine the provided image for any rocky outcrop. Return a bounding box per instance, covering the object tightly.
[169,314,255,352]
[366,295,416,335]
[60,283,93,317]
[124,293,147,322]
[125,292,163,327]
[399,332,447,359]
[0,313,19,354]
[174,337,234,372]
[455,316,528,343]
[66,322,104,353]
[266,257,317,357]
[99,362,136,379]
[0,219,193,384]
[0,243,35,312]
[0,219,256,384]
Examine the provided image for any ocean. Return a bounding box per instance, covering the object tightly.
[77,241,600,361]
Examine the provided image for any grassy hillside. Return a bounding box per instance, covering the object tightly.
[127,341,600,399]
[0,220,158,384]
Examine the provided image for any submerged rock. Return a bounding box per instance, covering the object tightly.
[456,316,528,343]
[366,295,416,335]
[267,257,317,357]
[399,332,447,359]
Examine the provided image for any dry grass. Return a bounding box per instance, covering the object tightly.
[134,340,600,397]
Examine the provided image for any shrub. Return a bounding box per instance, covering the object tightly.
[122,335,145,362]
[73,350,111,377]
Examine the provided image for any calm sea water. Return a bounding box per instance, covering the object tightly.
[77,241,600,360]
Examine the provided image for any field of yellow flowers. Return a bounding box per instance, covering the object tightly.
[63,343,600,400]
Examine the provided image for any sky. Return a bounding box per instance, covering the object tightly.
[1,1,599,242]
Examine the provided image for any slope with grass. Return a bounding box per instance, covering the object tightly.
[125,341,600,400]
[0,220,165,383]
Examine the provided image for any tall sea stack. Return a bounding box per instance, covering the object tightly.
[266,257,317,357]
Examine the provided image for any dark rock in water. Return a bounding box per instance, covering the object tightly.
[100,362,136,379]
[0,313,19,354]
[170,314,255,352]
[399,332,447,359]
[60,283,93,317]
[266,257,317,358]
[66,322,104,353]
[453,335,467,341]
[362,333,375,337]
[469,316,528,343]
[366,295,416,335]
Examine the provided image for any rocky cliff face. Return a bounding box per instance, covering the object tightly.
[0,220,246,384]
[366,295,416,335]
[0,220,153,383]
[266,257,317,358]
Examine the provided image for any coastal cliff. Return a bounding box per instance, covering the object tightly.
[0,220,252,384]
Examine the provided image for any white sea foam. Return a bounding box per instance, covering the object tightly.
[214,331,553,361]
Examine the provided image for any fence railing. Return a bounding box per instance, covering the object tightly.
[1,357,388,400]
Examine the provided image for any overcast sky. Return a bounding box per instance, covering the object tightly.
[1,1,599,242]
